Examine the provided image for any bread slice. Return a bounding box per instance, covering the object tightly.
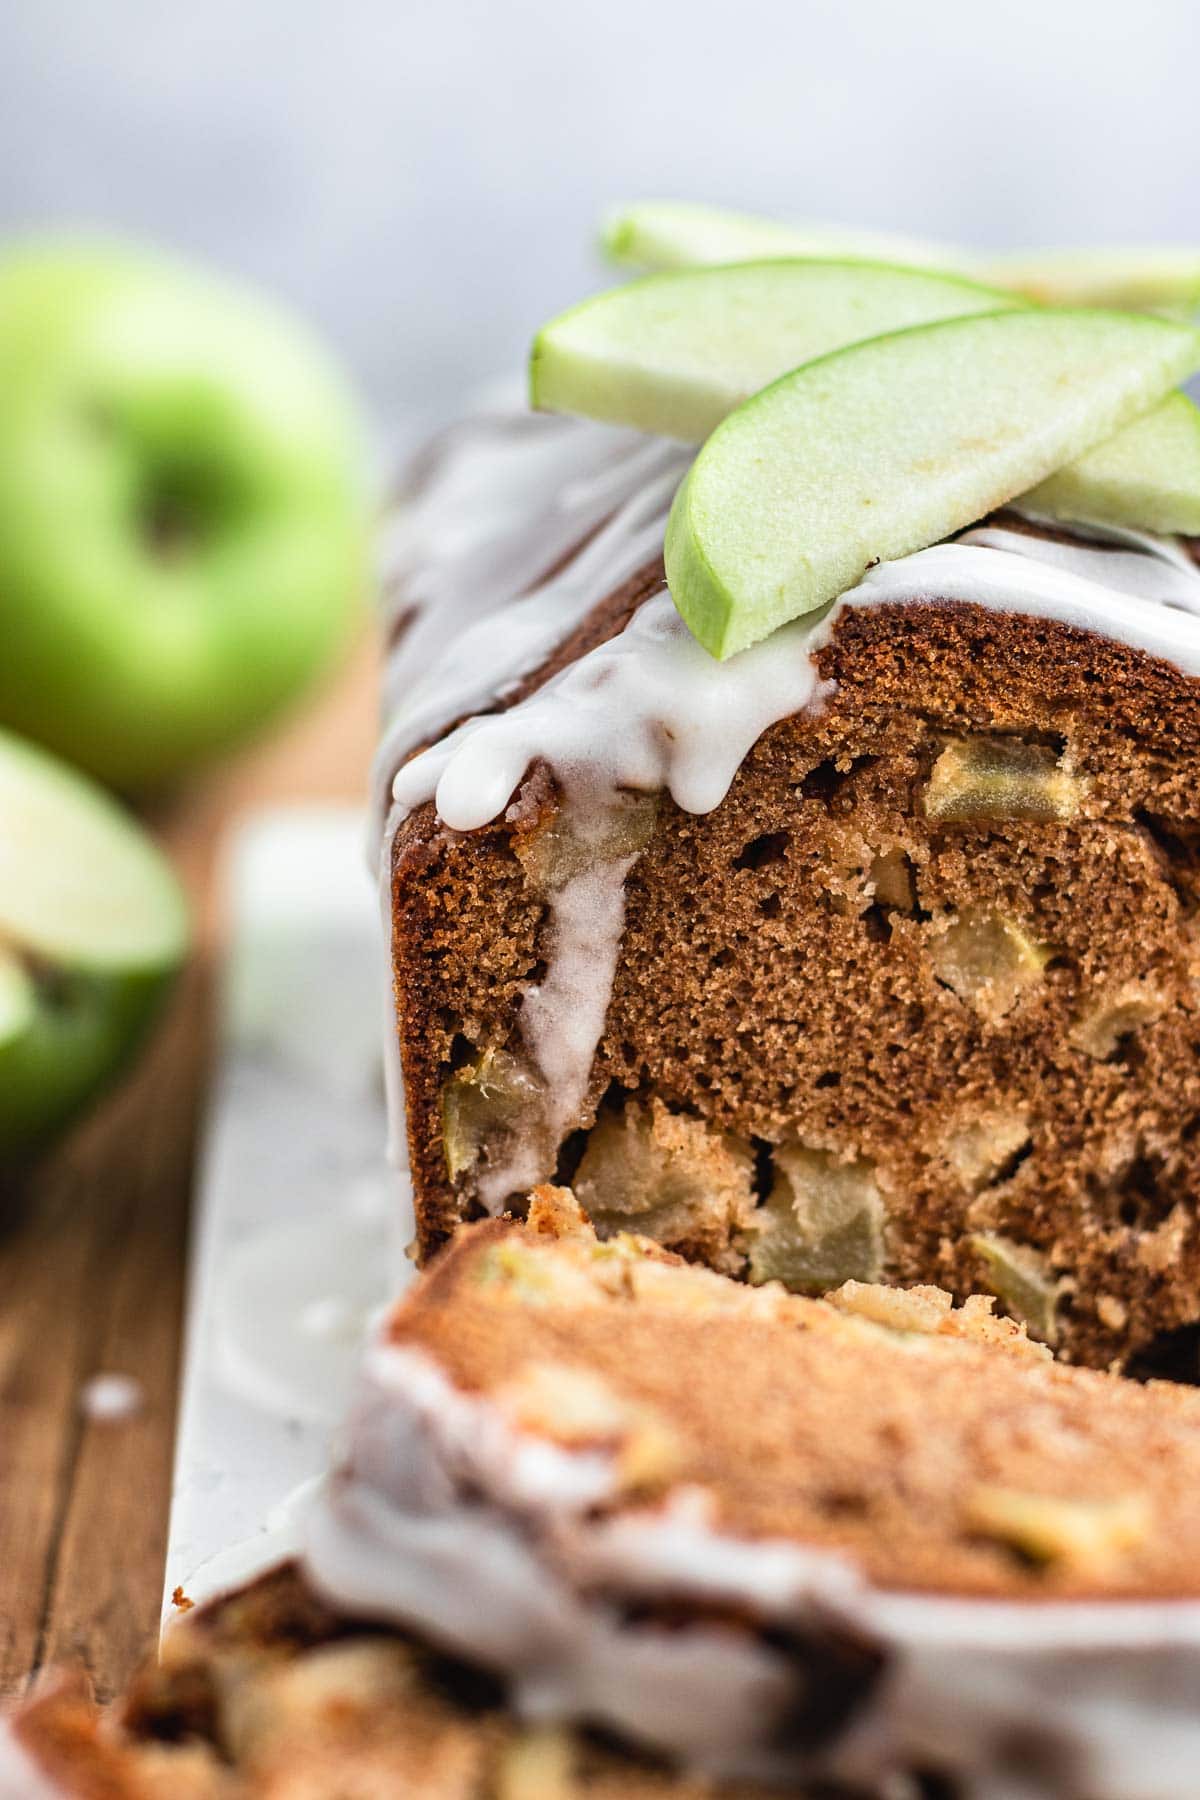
[303,1191,1200,1796]
[0,1561,780,1799]
[13,1201,1200,1797]
[378,411,1200,1372]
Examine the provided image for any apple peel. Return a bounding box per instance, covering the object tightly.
[0,729,188,1158]
[665,308,1200,659]
[600,201,956,276]
[531,259,1019,443]
[602,201,1200,316]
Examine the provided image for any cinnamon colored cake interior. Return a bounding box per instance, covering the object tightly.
[385,487,1200,1372]
[367,1194,1200,1602]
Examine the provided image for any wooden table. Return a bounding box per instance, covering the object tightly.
[0,633,379,1705]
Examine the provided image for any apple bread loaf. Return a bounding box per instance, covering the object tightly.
[376,268,1200,1371]
[303,1194,1200,1796]
[379,416,1200,1372]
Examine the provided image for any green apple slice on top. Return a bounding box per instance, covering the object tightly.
[1024,391,1200,533]
[0,729,188,1159]
[665,309,1200,660]
[531,262,1200,535]
[977,249,1200,315]
[532,260,1019,441]
[603,201,1200,316]
[601,201,957,275]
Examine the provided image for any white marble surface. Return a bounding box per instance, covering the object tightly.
[163,806,412,1616]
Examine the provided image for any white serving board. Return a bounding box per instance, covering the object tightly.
[164,806,414,1614]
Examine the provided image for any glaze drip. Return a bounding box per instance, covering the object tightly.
[394,534,1200,837]
[379,407,667,678]
[475,848,638,1211]
[372,444,686,835]
[304,1353,800,1780]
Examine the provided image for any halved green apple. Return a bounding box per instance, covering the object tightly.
[601,202,955,274]
[1024,391,1200,534]
[665,309,1200,659]
[532,260,1018,441]
[0,729,188,1158]
[603,202,1200,316]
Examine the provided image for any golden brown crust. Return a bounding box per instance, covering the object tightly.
[391,543,1200,1370]
[389,1210,1200,1602]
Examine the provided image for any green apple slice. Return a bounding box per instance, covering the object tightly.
[1023,392,1200,534]
[0,728,188,1157]
[665,308,1200,660]
[602,202,1200,316]
[532,260,1200,533]
[977,249,1200,315]
[601,202,956,274]
[531,260,1019,442]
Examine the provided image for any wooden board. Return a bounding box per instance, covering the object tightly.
[0,630,379,1704]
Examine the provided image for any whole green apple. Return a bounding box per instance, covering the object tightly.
[0,241,370,788]
[0,726,188,1159]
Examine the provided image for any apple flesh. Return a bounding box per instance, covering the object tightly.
[665,309,1200,659]
[977,249,1200,315]
[533,262,1200,534]
[0,728,188,1158]
[1025,392,1200,535]
[532,260,1018,441]
[603,202,1200,316]
[0,242,370,789]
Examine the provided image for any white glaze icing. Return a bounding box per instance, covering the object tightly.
[969,514,1200,604]
[305,1478,800,1780]
[376,403,1200,857]
[303,1344,819,1781]
[475,850,639,1210]
[379,408,656,664]
[395,536,1200,837]
[838,1632,1200,1800]
[371,434,687,843]
[303,1331,1200,1799]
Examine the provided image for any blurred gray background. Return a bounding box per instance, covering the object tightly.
[3,0,1198,432]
